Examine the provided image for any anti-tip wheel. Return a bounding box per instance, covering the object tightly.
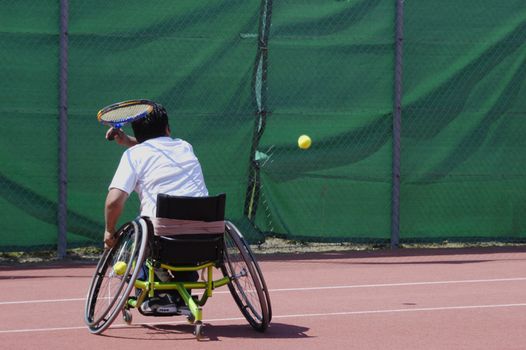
[122,309,132,325]
[193,321,204,339]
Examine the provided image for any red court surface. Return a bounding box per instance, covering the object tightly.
[1,247,526,350]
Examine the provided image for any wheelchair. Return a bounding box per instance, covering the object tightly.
[84,193,272,338]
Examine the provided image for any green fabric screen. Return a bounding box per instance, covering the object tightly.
[66,1,260,247]
[401,1,526,241]
[1,0,525,251]
[253,0,394,241]
[0,1,60,249]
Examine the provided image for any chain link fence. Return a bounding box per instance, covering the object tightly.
[0,1,60,250]
[67,0,261,249]
[248,0,394,243]
[1,0,525,253]
[401,1,526,243]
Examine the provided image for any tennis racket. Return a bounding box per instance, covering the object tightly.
[97,99,155,141]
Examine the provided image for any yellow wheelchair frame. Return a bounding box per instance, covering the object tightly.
[84,217,271,338]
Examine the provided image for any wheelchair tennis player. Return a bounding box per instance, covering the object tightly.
[84,100,271,337]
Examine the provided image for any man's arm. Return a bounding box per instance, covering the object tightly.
[104,188,129,248]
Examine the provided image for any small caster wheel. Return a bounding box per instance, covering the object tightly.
[122,309,132,325]
[193,321,204,339]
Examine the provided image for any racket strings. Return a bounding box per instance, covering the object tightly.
[99,104,153,124]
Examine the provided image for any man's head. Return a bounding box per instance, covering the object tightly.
[131,102,170,143]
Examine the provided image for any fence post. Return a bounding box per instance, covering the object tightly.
[57,0,69,259]
[391,0,404,249]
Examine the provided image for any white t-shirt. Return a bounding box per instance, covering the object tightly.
[109,136,209,217]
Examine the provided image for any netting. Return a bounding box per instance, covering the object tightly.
[250,0,394,242]
[66,1,260,248]
[1,0,525,252]
[401,1,526,242]
[0,1,60,249]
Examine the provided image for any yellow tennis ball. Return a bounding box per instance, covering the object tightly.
[113,261,127,275]
[298,134,312,149]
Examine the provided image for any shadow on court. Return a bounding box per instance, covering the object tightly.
[101,322,311,341]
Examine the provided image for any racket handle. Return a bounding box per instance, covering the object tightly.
[107,127,120,141]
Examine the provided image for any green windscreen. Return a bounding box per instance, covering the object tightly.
[253,0,394,241]
[401,1,526,241]
[1,0,525,251]
[0,1,60,250]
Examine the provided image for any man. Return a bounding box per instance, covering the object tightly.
[104,102,208,248]
[103,102,208,314]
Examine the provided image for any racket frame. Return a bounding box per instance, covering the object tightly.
[97,99,155,141]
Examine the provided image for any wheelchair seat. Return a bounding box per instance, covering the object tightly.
[150,193,226,266]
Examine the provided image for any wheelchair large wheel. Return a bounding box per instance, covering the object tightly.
[84,218,148,334]
[222,221,272,331]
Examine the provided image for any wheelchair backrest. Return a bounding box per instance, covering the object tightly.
[150,193,226,266]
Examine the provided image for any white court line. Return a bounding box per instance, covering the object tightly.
[0,297,86,306]
[1,303,526,334]
[2,277,526,306]
[269,277,526,292]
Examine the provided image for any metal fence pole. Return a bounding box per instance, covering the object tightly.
[391,0,404,249]
[57,0,69,259]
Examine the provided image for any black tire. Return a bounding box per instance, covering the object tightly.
[221,221,271,331]
[84,218,148,334]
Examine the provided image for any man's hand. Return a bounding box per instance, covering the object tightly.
[105,127,138,148]
[104,230,117,249]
